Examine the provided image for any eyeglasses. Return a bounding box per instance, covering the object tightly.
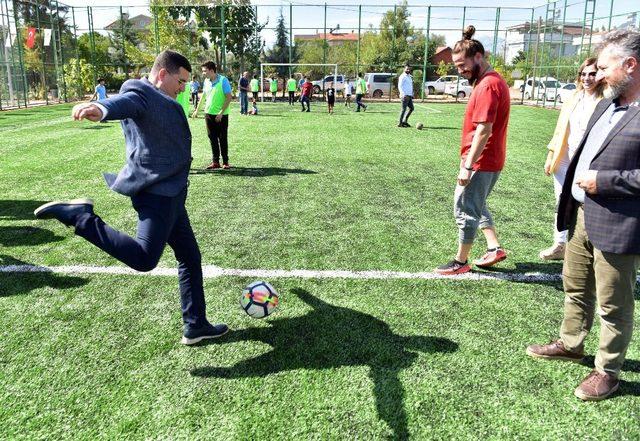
[580,72,597,78]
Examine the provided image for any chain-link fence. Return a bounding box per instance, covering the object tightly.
[1,0,639,110]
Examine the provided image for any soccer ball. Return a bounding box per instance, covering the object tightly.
[240,281,279,318]
[416,122,424,130]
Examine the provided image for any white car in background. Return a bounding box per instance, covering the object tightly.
[424,75,460,95]
[553,82,578,103]
[444,79,473,99]
[364,72,394,98]
[311,74,346,94]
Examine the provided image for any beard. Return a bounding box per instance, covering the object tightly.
[604,73,633,99]
[468,62,482,86]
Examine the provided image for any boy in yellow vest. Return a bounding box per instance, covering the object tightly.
[192,61,233,170]
[270,76,278,102]
[250,74,259,101]
[287,75,297,105]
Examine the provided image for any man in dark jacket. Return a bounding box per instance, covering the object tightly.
[34,50,228,346]
[527,30,640,401]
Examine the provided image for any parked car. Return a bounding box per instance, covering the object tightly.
[522,77,563,101]
[364,72,393,98]
[311,75,346,94]
[444,79,473,99]
[554,82,577,103]
[424,75,460,95]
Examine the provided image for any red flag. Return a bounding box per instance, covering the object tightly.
[26,27,36,49]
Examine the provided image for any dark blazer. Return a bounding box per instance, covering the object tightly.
[558,98,640,254]
[98,79,192,197]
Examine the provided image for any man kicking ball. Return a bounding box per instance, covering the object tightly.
[34,50,228,345]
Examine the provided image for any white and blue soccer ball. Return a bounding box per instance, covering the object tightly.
[240,281,279,318]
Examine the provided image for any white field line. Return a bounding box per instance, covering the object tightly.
[0,116,70,134]
[0,263,567,283]
[414,104,443,114]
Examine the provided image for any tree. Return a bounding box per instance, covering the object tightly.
[264,8,298,79]
[170,0,265,76]
[109,14,140,76]
[436,60,450,77]
[511,50,527,65]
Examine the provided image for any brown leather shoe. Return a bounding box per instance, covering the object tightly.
[574,370,619,401]
[526,340,585,362]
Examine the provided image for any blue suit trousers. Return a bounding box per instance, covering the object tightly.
[74,188,207,328]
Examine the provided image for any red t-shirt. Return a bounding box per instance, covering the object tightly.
[460,71,510,172]
[301,82,313,97]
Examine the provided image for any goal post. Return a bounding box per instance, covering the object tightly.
[259,63,338,102]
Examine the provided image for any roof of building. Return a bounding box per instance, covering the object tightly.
[105,14,152,31]
[295,32,359,42]
[434,46,451,54]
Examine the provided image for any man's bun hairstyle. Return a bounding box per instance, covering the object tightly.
[453,25,485,58]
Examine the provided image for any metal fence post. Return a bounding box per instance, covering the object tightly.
[323,2,327,91]
[289,3,292,78]
[71,6,81,100]
[119,6,127,79]
[153,6,159,55]
[35,0,49,104]
[421,6,431,102]
[356,5,361,77]
[55,0,67,101]
[87,6,96,88]
[491,8,501,66]
[221,4,226,72]
[12,0,28,107]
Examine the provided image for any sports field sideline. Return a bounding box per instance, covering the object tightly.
[1,101,638,439]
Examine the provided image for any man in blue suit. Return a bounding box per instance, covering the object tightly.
[34,50,228,345]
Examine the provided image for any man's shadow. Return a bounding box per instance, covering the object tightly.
[192,288,458,439]
[0,226,64,247]
[0,199,49,220]
[189,167,317,177]
[0,255,88,297]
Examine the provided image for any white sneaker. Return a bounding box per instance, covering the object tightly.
[539,243,566,260]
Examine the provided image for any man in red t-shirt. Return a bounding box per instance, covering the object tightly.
[300,77,313,112]
[435,25,511,276]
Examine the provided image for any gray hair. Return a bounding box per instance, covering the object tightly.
[598,29,640,61]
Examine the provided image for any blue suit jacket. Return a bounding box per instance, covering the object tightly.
[98,79,192,197]
[558,98,640,254]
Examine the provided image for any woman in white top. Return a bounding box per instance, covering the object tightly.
[539,57,605,260]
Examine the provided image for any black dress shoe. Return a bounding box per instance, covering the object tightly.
[34,198,94,227]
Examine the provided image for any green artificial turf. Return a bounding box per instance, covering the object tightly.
[1,101,638,439]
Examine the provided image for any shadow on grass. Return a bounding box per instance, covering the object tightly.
[189,166,318,177]
[191,288,458,439]
[0,226,64,247]
[81,124,111,129]
[0,255,89,296]
[0,199,49,220]
[581,356,640,374]
[424,126,458,130]
[476,261,564,290]
[619,380,640,397]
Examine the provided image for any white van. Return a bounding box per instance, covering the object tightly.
[364,72,394,98]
